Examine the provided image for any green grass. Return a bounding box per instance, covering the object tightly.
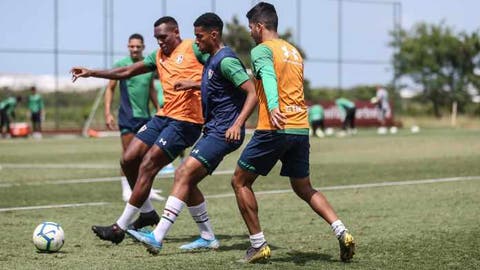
[0,128,479,269]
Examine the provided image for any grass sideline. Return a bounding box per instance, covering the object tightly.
[0,128,479,269]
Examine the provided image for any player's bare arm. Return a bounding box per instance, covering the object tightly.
[173,80,201,91]
[70,61,151,82]
[149,79,160,111]
[225,79,257,142]
[104,79,118,130]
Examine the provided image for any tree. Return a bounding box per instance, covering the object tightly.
[391,22,480,117]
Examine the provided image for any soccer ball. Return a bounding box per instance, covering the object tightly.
[32,222,65,252]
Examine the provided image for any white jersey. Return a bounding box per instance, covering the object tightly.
[376,88,390,111]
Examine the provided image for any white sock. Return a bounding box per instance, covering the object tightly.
[140,199,154,213]
[188,201,215,240]
[152,196,185,242]
[331,220,347,238]
[249,232,266,248]
[116,203,140,230]
[121,177,131,197]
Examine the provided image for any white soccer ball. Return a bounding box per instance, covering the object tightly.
[32,222,65,252]
[410,125,420,133]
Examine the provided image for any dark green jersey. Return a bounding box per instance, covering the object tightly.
[28,94,44,113]
[114,57,153,118]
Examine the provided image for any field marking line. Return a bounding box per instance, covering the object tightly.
[0,163,118,169]
[0,170,235,187]
[1,175,479,213]
[0,202,109,212]
[205,175,480,199]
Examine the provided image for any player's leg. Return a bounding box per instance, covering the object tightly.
[283,134,355,262]
[91,119,162,244]
[231,131,284,263]
[137,157,210,254]
[176,135,241,250]
[119,132,136,201]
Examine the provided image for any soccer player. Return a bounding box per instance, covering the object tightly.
[27,86,44,139]
[71,16,210,244]
[372,85,391,134]
[335,97,356,136]
[230,2,355,263]
[103,33,163,202]
[0,96,22,138]
[308,103,325,137]
[127,12,257,254]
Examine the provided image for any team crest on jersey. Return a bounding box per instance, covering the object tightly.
[176,55,184,64]
[208,69,214,79]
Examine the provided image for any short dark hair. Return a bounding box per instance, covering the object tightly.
[129,33,144,43]
[16,95,22,102]
[193,12,223,36]
[154,16,179,30]
[246,2,278,31]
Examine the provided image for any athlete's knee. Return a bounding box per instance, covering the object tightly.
[291,178,316,200]
[173,165,195,188]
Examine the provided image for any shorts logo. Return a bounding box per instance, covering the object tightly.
[159,138,167,146]
[208,69,214,79]
[176,55,184,64]
[192,148,199,154]
[137,124,147,134]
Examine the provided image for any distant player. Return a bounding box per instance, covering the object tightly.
[308,103,325,137]
[0,96,22,138]
[230,2,355,263]
[128,12,257,254]
[103,33,163,202]
[71,16,214,245]
[27,86,44,139]
[335,97,356,136]
[372,85,391,134]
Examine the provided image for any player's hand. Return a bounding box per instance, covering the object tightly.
[70,67,91,82]
[174,80,199,91]
[269,108,286,129]
[225,124,242,142]
[104,113,116,130]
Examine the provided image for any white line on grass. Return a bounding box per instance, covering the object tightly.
[205,175,480,199]
[0,170,235,187]
[0,163,118,169]
[1,175,479,212]
[0,202,109,212]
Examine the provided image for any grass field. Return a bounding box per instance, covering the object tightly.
[1,128,479,269]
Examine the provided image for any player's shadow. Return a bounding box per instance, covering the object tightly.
[270,250,336,265]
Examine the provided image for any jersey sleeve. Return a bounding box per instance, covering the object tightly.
[220,57,250,88]
[192,43,209,64]
[143,50,158,70]
[251,44,279,111]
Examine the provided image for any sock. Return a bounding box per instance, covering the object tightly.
[331,220,347,238]
[140,198,154,213]
[152,196,185,242]
[249,232,266,248]
[121,176,131,197]
[116,203,140,230]
[188,201,215,240]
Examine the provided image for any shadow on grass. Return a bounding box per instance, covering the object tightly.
[270,250,336,265]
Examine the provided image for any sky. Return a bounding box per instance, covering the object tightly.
[0,0,479,89]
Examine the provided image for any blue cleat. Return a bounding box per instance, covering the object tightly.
[126,229,162,255]
[179,237,220,251]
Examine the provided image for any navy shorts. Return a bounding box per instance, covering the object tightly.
[31,112,41,123]
[238,131,310,178]
[190,134,243,174]
[136,116,202,161]
[118,114,151,135]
